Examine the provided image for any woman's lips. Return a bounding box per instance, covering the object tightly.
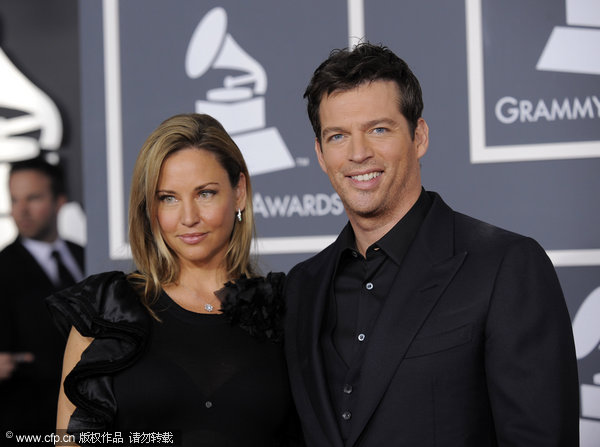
[178,233,207,244]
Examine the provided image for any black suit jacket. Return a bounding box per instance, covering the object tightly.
[0,237,84,432]
[284,192,579,447]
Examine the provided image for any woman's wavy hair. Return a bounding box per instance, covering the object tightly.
[127,113,256,311]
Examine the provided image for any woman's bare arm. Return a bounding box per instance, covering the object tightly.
[57,326,93,431]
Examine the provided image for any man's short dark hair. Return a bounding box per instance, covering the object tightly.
[304,42,424,143]
[9,157,66,198]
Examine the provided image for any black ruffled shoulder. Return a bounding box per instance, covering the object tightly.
[45,271,151,435]
[217,272,286,343]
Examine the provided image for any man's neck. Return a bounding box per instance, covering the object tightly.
[348,217,398,257]
[348,192,423,257]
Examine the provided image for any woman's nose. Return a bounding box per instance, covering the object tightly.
[181,201,200,226]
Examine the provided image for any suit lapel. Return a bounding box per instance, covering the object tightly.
[346,194,467,446]
[13,239,56,290]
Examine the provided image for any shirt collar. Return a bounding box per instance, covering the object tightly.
[336,188,433,265]
[377,188,432,265]
[21,237,56,258]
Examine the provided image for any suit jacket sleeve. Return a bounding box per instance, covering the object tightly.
[484,237,579,446]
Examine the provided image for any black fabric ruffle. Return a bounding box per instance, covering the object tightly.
[217,272,286,343]
[46,271,151,438]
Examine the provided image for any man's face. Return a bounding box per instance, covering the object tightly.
[9,170,64,242]
[315,80,428,225]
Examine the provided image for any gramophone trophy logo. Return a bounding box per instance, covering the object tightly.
[0,46,63,247]
[185,7,295,176]
[465,0,600,163]
[0,47,62,161]
[537,0,600,75]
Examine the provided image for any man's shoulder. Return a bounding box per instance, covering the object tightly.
[453,211,529,245]
[64,239,84,250]
[450,209,548,264]
[0,240,33,288]
[61,238,84,256]
[426,192,545,260]
[288,240,339,280]
[64,239,85,260]
[0,239,27,264]
[0,238,20,254]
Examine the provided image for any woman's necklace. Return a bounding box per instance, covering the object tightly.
[178,282,219,312]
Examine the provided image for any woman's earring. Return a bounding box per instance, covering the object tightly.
[237,209,242,222]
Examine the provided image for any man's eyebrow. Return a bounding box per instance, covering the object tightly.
[321,126,346,137]
[322,118,398,137]
[361,118,398,129]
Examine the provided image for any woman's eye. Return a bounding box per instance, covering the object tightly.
[158,195,176,203]
[199,190,216,199]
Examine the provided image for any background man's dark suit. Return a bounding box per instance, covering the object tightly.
[0,238,84,431]
[284,192,579,447]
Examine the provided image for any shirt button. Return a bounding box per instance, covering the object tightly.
[365,282,374,290]
[205,401,213,408]
[343,384,353,394]
[352,251,358,258]
[358,333,366,342]
[342,411,352,421]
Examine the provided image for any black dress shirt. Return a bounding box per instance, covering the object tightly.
[322,188,432,438]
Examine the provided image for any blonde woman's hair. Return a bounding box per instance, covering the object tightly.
[127,113,256,310]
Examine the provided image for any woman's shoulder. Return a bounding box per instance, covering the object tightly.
[46,270,150,338]
[217,272,286,343]
[55,272,152,434]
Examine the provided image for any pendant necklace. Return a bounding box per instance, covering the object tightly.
[179,282,218,312]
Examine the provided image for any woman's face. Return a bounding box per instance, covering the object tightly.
[155,147,245,271]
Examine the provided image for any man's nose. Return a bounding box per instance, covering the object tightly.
[348,134,373,163]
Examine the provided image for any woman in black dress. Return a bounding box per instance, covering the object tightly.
[49,113,301,446]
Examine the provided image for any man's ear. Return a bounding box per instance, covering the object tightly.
[414,118,429,159]
[314,138,327,173]
[55,194,68,211]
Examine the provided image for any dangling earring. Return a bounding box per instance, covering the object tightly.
[236,209,242,222]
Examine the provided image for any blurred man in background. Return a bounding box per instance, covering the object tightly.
[0,157,84,435]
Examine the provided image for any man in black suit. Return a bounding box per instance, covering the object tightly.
[284,43,579,446]
[0,158,84,434]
